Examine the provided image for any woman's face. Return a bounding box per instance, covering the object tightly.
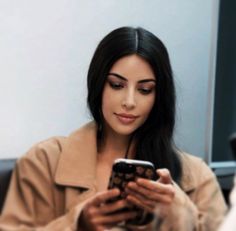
[102,54,156,137]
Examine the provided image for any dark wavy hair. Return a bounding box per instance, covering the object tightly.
[87,27,182,183]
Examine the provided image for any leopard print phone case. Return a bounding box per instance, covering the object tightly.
[108,158,157,225]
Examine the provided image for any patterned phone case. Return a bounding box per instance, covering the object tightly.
[108,159,157,225]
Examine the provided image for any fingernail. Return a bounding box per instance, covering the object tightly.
[128,182,135,187]
[114,188,120,194]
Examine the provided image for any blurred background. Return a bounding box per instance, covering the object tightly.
[0,0,235,176]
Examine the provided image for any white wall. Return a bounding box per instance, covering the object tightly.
[0,0,217,159]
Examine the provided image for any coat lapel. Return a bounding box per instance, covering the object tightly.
[179,153,198,193]
[54,122,197,194]
[54,122,98,190]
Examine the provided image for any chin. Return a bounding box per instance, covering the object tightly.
[104,119,143,137]
[112,125,138,137]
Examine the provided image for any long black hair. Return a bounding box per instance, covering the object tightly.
[87,27,182,183]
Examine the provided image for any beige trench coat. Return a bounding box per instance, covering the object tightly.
[0,122,227,231]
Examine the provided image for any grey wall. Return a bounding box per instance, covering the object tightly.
[212,0,236,162]
[0,0,217,159]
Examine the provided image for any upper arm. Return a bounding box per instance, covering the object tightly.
[188,159,228,230]
[0,138,64,227]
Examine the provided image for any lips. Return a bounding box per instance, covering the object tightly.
[115,113,139,124]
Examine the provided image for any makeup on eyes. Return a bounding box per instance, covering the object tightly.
[107,73,156,94]
[107,78,124,89]
[137,82,155,95]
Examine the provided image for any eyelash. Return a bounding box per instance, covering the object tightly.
[108,81,124,89]
[108,81,154,95]
[138,88,153,95]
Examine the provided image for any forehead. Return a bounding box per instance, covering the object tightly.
[109,54,155,80]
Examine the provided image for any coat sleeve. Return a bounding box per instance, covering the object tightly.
[157,159,228,231]
[0,140,85,231]
[218,177,236,231]
[115,159,228,231]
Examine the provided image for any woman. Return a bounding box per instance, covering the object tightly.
[0,27,227,231]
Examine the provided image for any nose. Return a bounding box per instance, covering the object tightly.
[121,88,136,110]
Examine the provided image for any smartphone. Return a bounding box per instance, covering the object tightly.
[107,158,157,225]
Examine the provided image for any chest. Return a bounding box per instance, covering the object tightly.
[96,159,113,192]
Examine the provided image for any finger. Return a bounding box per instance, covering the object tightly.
[133,179,174,195]
[94,210,138,225]
[132,179,160,192]
[156,168,173,184]
[126,194,154,213]
[127,182,158,201]
[127,182,175,204]
[99,199,129,214]
[126,187,155,208]
[91,189,120,206]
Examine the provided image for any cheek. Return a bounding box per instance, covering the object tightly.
[102,101,111,116]
[142,96,155,115]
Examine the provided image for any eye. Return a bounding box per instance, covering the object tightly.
[138,88,154,95]
[108,80,124,90]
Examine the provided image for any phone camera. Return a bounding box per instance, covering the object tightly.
[114,162,135,173]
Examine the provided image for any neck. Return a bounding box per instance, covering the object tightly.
[98,129,134,161]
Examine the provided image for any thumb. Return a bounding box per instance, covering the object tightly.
[156,168,173,184]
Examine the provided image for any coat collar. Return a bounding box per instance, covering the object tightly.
[54,121,196,192]
[55,121,98,190]
[178,152,198,192]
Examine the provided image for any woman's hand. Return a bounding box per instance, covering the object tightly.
[125,168,175,217]
[79,188,137,231]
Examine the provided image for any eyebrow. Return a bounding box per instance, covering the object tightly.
[108,73,156,83]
